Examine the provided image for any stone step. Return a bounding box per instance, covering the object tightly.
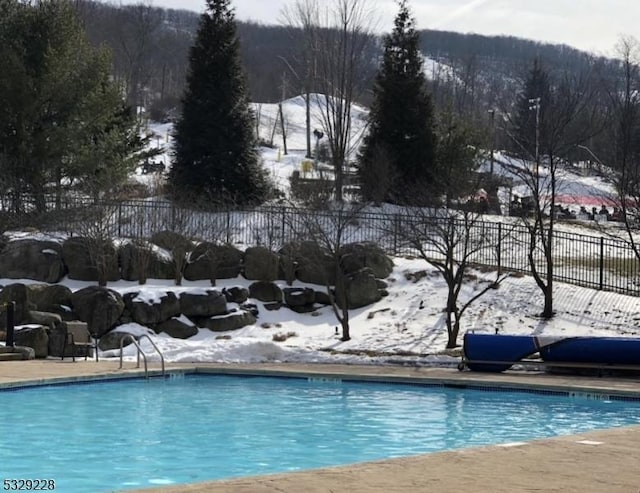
[0,352,25,361]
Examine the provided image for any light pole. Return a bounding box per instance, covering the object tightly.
[528,97,541,166]
[313,128,324,172]
[488,109,496,175]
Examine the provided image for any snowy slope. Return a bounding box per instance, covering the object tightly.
[79,96,640,366]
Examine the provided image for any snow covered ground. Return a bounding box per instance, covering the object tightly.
[67,96,640,367]
[6,254,634,367]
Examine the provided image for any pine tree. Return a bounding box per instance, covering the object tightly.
[358,0,436,205]
[0,0,145,211]
[169,0,270,205]
[512,57,552,160]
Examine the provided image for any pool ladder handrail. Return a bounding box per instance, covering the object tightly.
[119,334,165,378]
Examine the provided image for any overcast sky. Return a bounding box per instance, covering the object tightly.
[133,0,637,56]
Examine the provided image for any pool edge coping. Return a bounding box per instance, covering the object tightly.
[2,363,639,401]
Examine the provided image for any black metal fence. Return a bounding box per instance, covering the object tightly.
[3,196,640,297]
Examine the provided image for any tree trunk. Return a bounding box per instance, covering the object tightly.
[305,90,312,158]
[542,281,553,319]
[445,312,457,348]
[340,318,350,341]
[446,326,459,349]
[334,156,344,202]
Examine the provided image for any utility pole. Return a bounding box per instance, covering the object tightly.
[279,72,288,156]
[528,97,541,166]
[488,109,496,175]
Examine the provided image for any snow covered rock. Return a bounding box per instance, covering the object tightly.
[118,240,174,281]
[336,267,382,309]
[222,286,249,304]
[194,310,257,332]
[14,325,49,358]
[178,290,227,317]
[283,287,315,307]
[71,286,124,337]
[243,246,279,281]
[249,281,283,302]
[155,317,198,339]
[26,284,72,313]
[0,239,66,283]
[184,243,243,281]
[340,242,394,279]
[62,237,119,283]
[123,291,181,325]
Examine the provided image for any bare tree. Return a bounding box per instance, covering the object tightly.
[112,2,163,109]
[284,0,377,201]
[281,0,319,158]
[151,203,197,286]
[285,200,370,341]
[606,37,640,258]
[396,206,509,348]
[504,62,602,318]
[70,201,120,286]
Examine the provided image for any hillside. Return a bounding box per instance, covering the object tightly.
[75,1,622,116]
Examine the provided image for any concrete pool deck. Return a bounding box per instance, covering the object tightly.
[2,360,640,492]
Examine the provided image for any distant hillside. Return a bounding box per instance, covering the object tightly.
[78,1,621,121]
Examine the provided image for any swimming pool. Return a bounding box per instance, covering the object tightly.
[2,374,639,492]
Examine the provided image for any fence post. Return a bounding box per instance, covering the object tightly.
[599,236,604,290]
[5,301,15,347]
[281,207,286,243]
[117,201,122,237]
[497,222,502,275]
[393,214,400,255]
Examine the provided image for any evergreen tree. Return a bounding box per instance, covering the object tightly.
[358,0,436,205]
[432,108,482,207]
[169,0,270,205]
[512,57,552,160]
[0,0,145,211]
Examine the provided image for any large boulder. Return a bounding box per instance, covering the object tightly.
[194,310,256,332]
[26,284,72,312]
[0,239,66,283]
[340,242,394,279]
[25,311,62,330]
[98,329,136,351]
[283,287,316,307]
[155,318,198,339]
[248,281,282,302]
[336,268,382,309]
[122,291,181,325]
[243,246,279,281]
[13,325,49,358]
[184,243,243,282]
[119,240,174,281]
[179,290,227,317]
[314,290,332,306]
[62,237,120,283]
[0,346,35,360]
[0,283,31,328]
[71,286,125,337]
[149,231,194,253]
[222,286,249,304]
[281,241,335,286]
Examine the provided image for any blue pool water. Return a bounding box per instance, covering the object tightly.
[1,374,639,492]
